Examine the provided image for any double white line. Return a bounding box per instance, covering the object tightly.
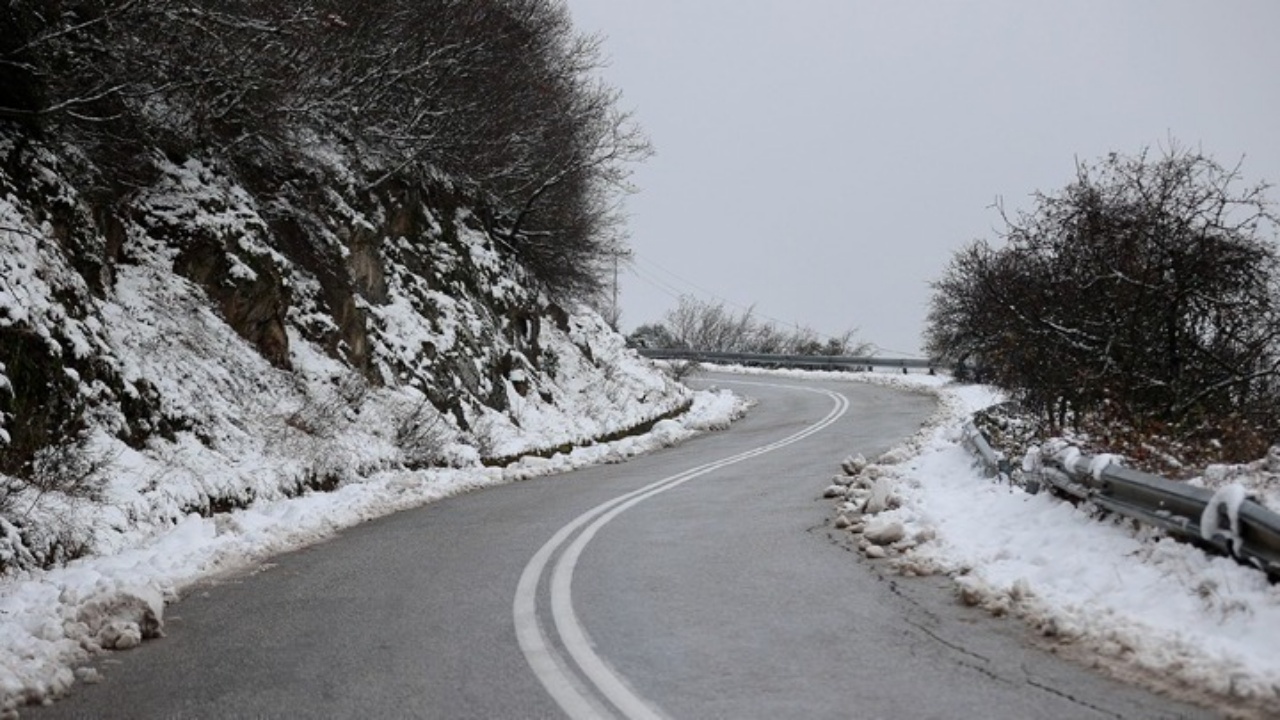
[513,381,850,719]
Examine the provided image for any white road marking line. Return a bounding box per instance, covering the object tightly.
[515,382,849,719]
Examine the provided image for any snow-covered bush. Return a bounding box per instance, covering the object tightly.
[393,399,455,470]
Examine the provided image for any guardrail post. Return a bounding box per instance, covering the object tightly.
[1017,448,1040,494]
[962,421,1011,484]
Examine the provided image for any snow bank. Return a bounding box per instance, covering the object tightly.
[0,132,725,714]
[799,367,1280,710]
[0,385,747,714]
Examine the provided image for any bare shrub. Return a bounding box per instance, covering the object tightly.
[335,373,370,408]
[35,519,96,568]
[0,433,112,570]
[539,348,561,378]
[395,399,454,469]
[656,295,870,355]
[469,414,502,461]
[666,359,702,382]
[285,372,368,438]
[926,144,1280,460]
[11,435,112,517]
[285,401,339,438]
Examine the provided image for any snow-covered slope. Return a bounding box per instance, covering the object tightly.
[0,130,714,712]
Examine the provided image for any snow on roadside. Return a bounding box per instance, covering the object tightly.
[0,387,747,715]
[731,364,1280,710]
[882,433,1280,698]
[10,355,1278,713]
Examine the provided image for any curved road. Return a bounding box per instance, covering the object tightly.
[32,373,1214,719]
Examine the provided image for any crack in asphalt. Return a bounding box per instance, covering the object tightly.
[956,658,1016,686]
[821,522,1142,719]
[1026,675,1127,719]
[900,615,993,666]
[820,522,998,668]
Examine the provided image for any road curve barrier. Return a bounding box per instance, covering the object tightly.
[641,347,1280,579]
[963,422,1280,581]
[961,421,1015,487]
[636,348,934,371]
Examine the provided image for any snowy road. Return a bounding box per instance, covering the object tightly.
[29,373,1213,719]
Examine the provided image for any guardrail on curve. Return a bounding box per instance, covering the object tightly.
[962,422,1280,581]
[637,348,934,371]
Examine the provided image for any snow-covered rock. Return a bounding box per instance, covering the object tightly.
[863,518,906,546]
[862,477,896,514]
[840,454,867,476]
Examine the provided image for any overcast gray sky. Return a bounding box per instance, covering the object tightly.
[565,0,1280,357]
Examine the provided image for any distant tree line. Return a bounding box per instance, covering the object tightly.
[925,145,1280,460]
[629,296,871,356]
[0,0,648,300]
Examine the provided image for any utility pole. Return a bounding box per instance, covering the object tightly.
[607,246,631,331]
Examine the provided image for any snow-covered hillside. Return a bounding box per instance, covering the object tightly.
[0,130,718,712]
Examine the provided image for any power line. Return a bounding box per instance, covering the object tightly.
[868,344,927,360]
[632,254,752,313]
[626,262,686,302]
[632,253,797,328]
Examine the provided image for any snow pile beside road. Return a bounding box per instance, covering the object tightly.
[0,386,745,715]
[822,372,1280,711]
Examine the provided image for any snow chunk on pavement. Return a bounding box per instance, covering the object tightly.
[73,589,165,651]
[863,518,906,546]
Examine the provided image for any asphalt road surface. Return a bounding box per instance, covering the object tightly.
[30,372,1218,719]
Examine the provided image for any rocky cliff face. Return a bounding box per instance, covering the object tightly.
[0,129,688,572]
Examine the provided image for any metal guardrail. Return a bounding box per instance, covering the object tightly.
[637,348,934,370]
[961,421,1012,484]
[963,423,1280,580]
[645,345,1280,578]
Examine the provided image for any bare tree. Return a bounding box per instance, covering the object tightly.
[926,145,1280,456]
[1,0,648,298]
[658,296,868,355]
